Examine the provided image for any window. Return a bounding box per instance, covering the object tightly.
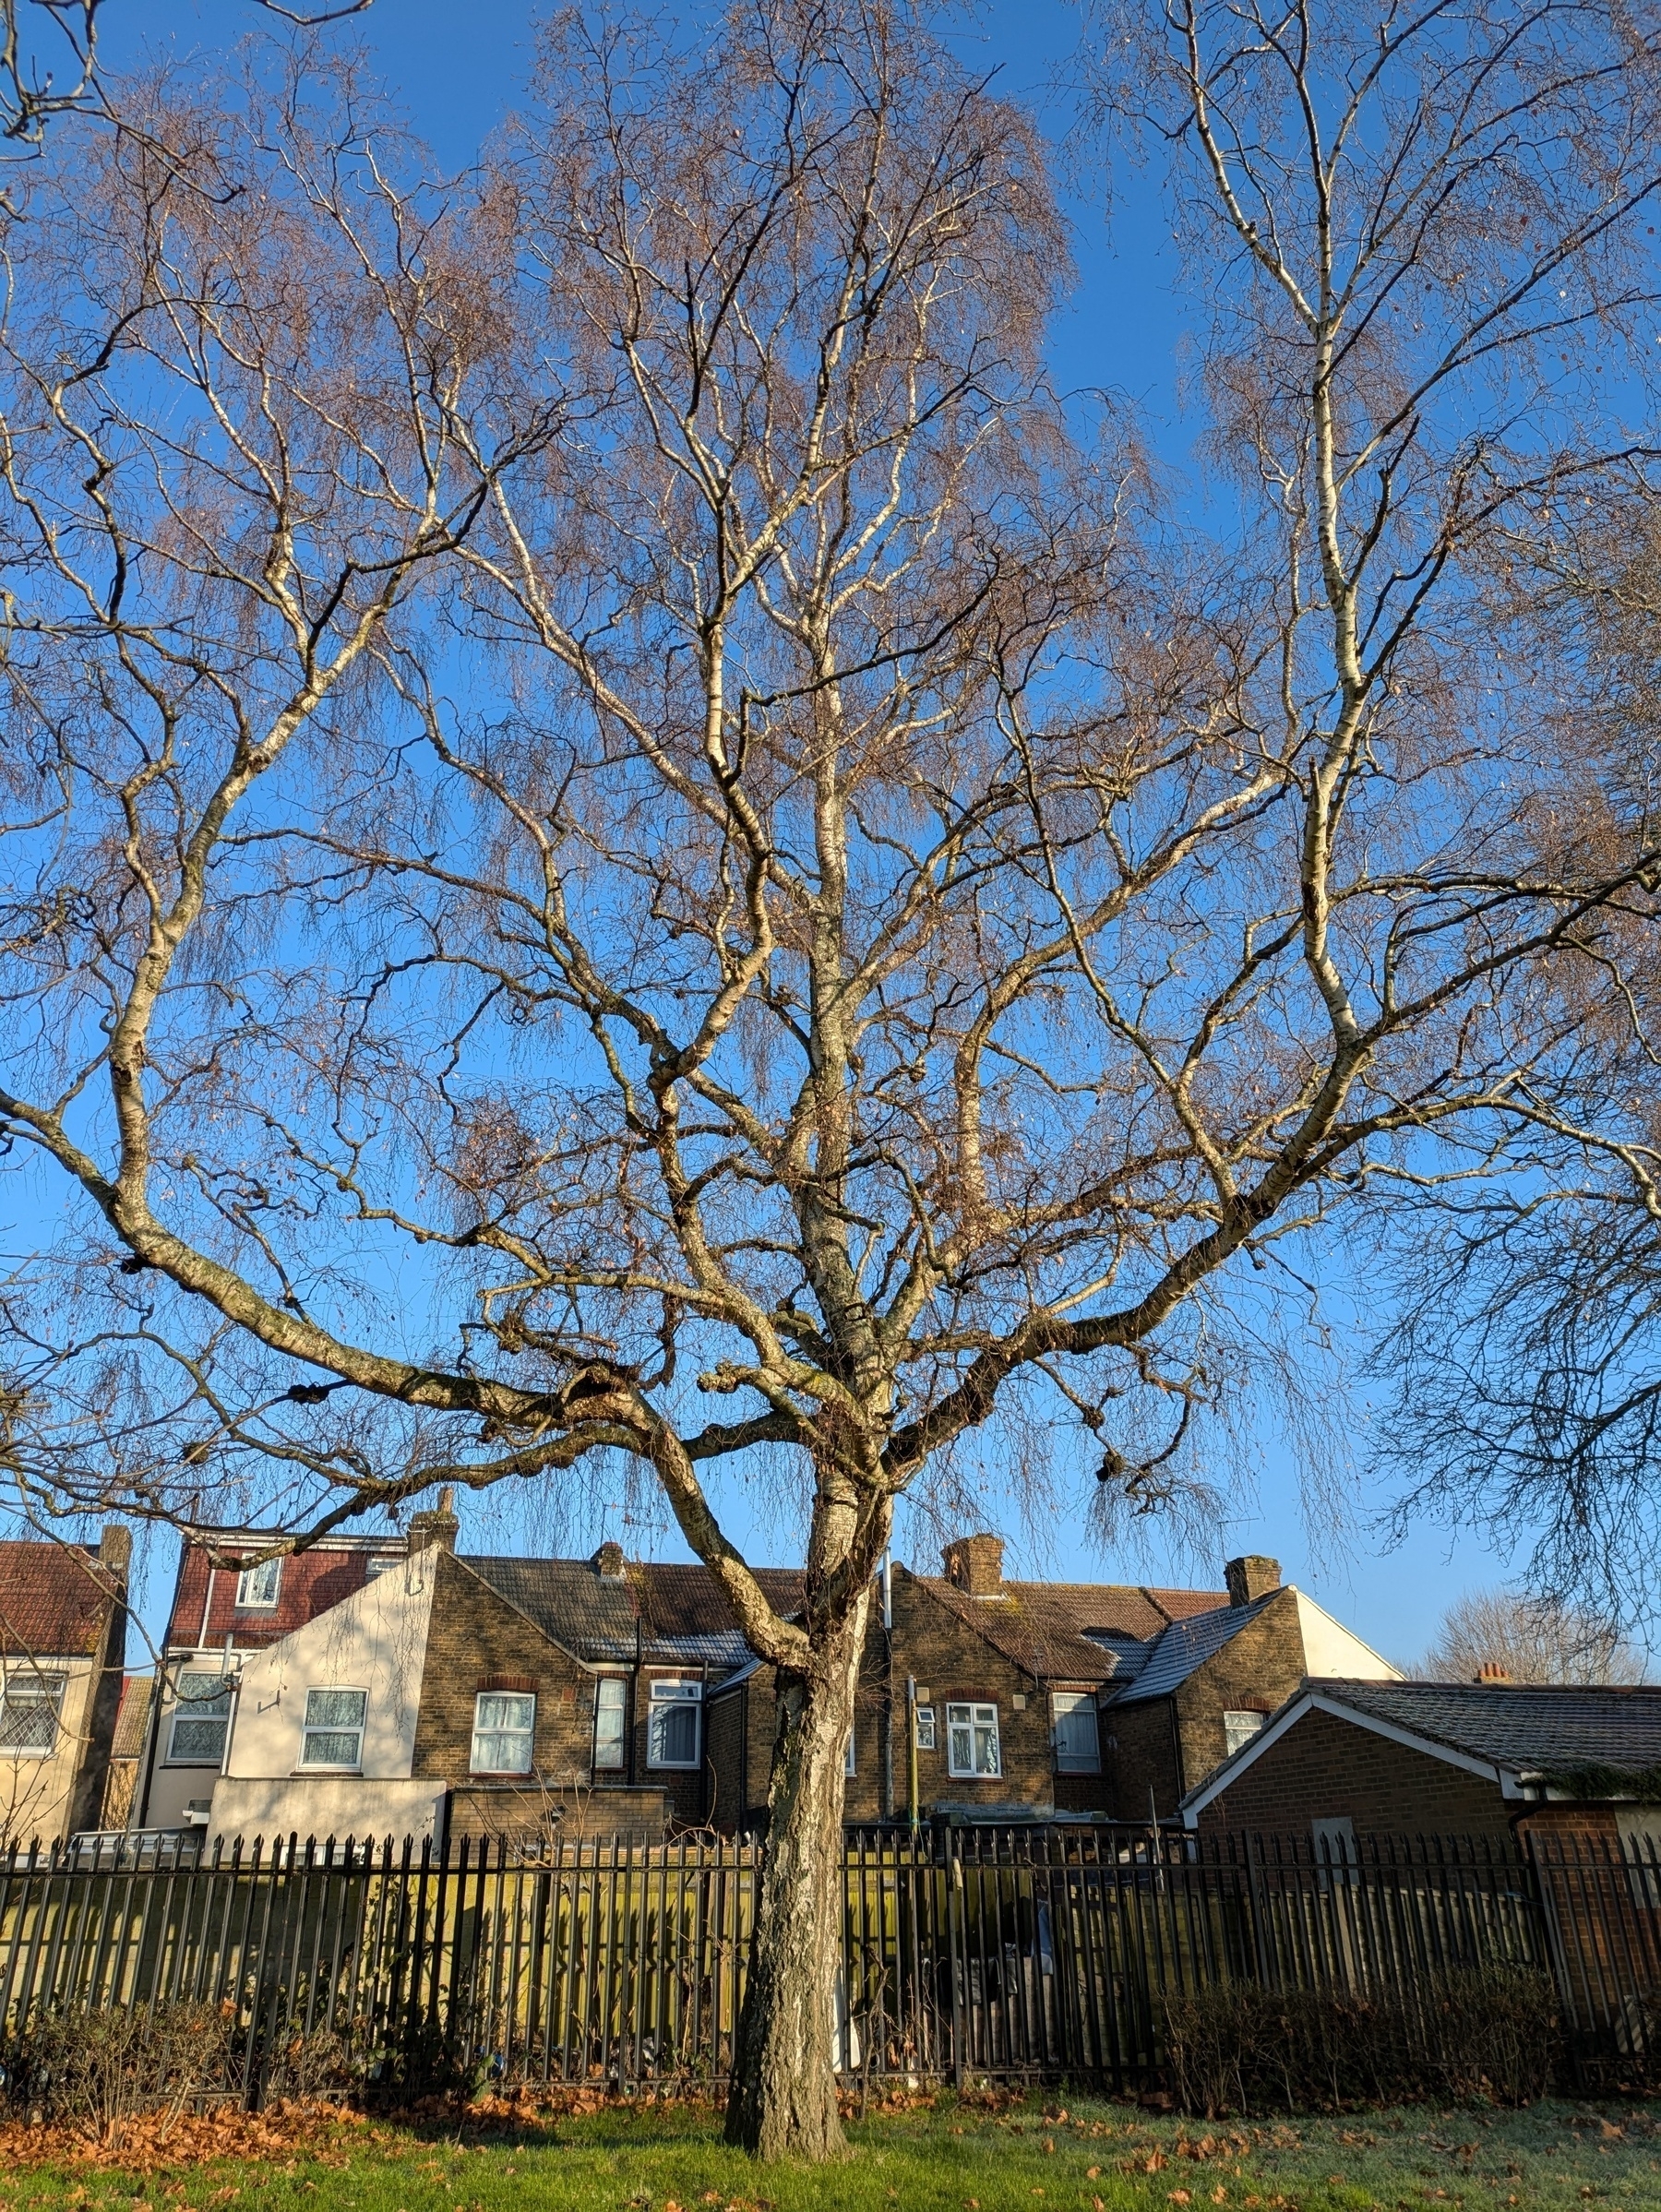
[1224,1710,1268,1759]
[845,1727,856,1777]
[0,1672,65,1757]
[946,1703,1001,1779]
[299,1688,366,1769]
[235,1557,281,1609]
[168,1670,233,1764]
[592,1677,627,1772]
[1051,1692,1101,1775]
[914,1704,936,1751]
[364,1554,399,1581]
[646,1680,701,1768]
[471,1692,535,1775]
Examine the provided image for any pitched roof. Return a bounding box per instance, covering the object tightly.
[910,1571,1228,1688]
[1106,1595,1277,1706]
[0,1541,123,1659]
[460,1555,803,1673]
[164,1532,402,1652]
[1309,1679,1661,1785]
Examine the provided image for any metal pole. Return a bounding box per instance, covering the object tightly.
[906,1676,919,1835]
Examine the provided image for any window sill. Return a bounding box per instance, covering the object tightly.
[645,1763,700,1773]
[292,1766,363,1776]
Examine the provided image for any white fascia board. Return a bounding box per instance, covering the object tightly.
[1179,1689,1506,1826]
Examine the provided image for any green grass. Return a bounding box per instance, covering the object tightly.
[6,2094,1661,2211]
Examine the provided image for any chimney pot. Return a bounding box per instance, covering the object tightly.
[407,1488,460,1556]
[1225,1555,1281,1608]
[941,1534,1005,1596]
[1475,1661,1512,1684]
[594,1541,626,1580]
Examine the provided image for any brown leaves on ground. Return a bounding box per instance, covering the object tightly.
[0,2098,362,2174]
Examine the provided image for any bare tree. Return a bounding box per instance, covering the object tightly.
[1378,478,1661,1629]
[1417,1587,1647,1684]
[6,0,1661,2161]
[0,0,372,172]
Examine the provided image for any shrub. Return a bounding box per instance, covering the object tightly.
[0,2000,235,2143]
[1159,1966,1559,2115]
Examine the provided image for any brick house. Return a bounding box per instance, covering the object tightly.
[1180,1678,1661,1848]
[0,1528,130,1847]
[141,1499,1394,1847]
[1102,1554,1400,1818]
[188,1499,800,1849]
[706,1537,1396,1829]
[137,1522,409,1834]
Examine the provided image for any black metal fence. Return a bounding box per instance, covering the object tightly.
[0,1823,1651,2102]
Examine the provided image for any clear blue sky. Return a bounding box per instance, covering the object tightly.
[81,0,1530,1671]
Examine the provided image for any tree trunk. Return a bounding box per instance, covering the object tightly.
[724,1597,866,2159]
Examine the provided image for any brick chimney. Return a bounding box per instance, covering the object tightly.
[1475,1661,1512,1684]
[408,1485,459,1556]
[98,1524,131,1578]
[942,1534,1005,1596]
[1225,1555,1281,1608]
[594,1540,626,1580]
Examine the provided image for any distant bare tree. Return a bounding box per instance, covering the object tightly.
[0,0,371,172]
[7,0,1661,2162]
[1419,1589,1647,1685]
[1379,479,1661,1629]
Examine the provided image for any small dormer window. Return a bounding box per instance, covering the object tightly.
[235,1556,281,1609]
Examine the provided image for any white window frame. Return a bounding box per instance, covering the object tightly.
[470,1690,536,1776]
[592,1676,627,1772]
[167,1668,233,1766]
[363,1554,399,1582]
[235,1556,282,1609]
[914,1704,936,1751]
[1050,1691,1101,1775]
[298,1686,367,1771]
[845,1725,856,1777]
[946,1702,1001,1779]
[0,1670,66,1758]
[646,1679,702,1770]
[1224,1709,1268,1760]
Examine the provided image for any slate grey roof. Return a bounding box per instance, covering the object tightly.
[460,1554,802,1675]
[1105,1596,1274,1706]
[1312,1680,1661,1782]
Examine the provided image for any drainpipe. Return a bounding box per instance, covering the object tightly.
[906,1675,919,1834]
[881,1551,894,1822]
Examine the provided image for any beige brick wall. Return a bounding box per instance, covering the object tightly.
[412,1553,597,1789]
[1172,1586,1310,1797]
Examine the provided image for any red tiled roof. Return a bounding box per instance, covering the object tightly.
[163,1536,400,1651]
[0,1540,123,1658]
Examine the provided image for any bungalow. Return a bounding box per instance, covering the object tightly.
[1181,1677,1661,1847]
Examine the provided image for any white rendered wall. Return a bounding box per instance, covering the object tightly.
[209,1774,444,1847]
[1295,1591,1402,1681]
[222,1555,436,1783]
